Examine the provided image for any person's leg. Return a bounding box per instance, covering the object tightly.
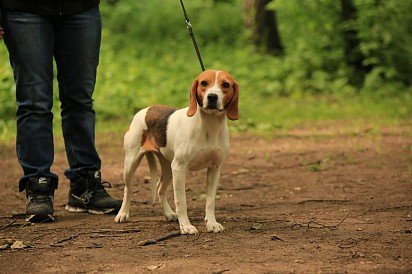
[53,7,121,213]
[54,7,101,180]
[3,11,57,221]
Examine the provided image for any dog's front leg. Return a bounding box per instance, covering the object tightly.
[205,165,225,233]
[172,160,198,235]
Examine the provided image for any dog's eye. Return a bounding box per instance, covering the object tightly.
[222,82,230,89]
[200,81,208,87]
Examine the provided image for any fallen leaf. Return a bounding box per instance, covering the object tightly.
[11,241,27,249]
[247,150,256,160]
[251,223,262,230]
[232,169,250,175]
[238,168,249,174]
[147,265,162,271]
[0,244,9,250]
[294,258,304,264]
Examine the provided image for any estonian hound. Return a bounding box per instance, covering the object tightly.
[114,70,239,234]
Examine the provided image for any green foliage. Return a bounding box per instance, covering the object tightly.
[0,54,15,120]
[101,0,244,50]
[269,0,412,92]
[355,0,412,89]
[0,0,411,141]
[270,0,351,94]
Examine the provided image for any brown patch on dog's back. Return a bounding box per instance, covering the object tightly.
[141,105,177,151]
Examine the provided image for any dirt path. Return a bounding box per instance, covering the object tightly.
[0,126,411,273]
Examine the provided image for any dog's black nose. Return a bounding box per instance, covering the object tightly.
[207,93,218,103]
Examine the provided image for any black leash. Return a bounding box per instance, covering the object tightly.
[179,0,205,71]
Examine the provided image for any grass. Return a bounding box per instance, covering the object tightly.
[0,16,411,144]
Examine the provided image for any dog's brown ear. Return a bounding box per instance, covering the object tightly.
[187,79,198,117]
[226,81,240,120]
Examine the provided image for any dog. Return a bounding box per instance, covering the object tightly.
[114,70,239,234]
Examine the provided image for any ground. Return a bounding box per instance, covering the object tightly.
[0,124,411,273]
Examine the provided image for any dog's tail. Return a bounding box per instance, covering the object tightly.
[146,152,159,203]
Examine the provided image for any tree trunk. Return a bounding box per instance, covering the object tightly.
[340,0,371,85]
[244,0,283,55]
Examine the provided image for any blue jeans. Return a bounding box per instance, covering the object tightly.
[3,7,102,191]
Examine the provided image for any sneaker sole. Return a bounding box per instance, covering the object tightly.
[26,213,54,223]
[65,204,117,214]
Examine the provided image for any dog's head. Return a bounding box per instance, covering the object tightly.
[187,70,239,120]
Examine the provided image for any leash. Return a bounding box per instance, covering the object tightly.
[179,0,205,71]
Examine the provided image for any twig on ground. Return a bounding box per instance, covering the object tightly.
[89,234,122,238]
[297,199,351,204]
[280,160,322,170]
[54,234,81,245]
[0,220,17,231]
[51,228,141,246]
[0,221,32,229]
[291,212,350,230]
[219,186,254,191]
[256,219,291,224]
[137,231,181,246]
[93,228,141,234]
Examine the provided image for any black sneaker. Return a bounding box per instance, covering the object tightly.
[65,171,121,214]
[25,177,55,222]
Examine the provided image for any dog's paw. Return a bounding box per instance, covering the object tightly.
[164,212,178,222]
[180,223,198,235]
[114,212,129,223]
[206,221,225,233]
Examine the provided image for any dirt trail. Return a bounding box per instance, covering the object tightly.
[0,126,411,273]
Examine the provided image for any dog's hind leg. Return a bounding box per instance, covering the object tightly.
[146,152,159,203]
[156,155,177,221]
[115,113,148,223]
[115,108,153,223]
[114,148,144,223]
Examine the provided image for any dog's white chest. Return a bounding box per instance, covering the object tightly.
[189,149,224,171]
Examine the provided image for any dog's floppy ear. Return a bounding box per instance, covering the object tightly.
[187,79,198,117]
[226,81,240,120]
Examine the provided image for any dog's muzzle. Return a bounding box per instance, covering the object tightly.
[206,93,218,110]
